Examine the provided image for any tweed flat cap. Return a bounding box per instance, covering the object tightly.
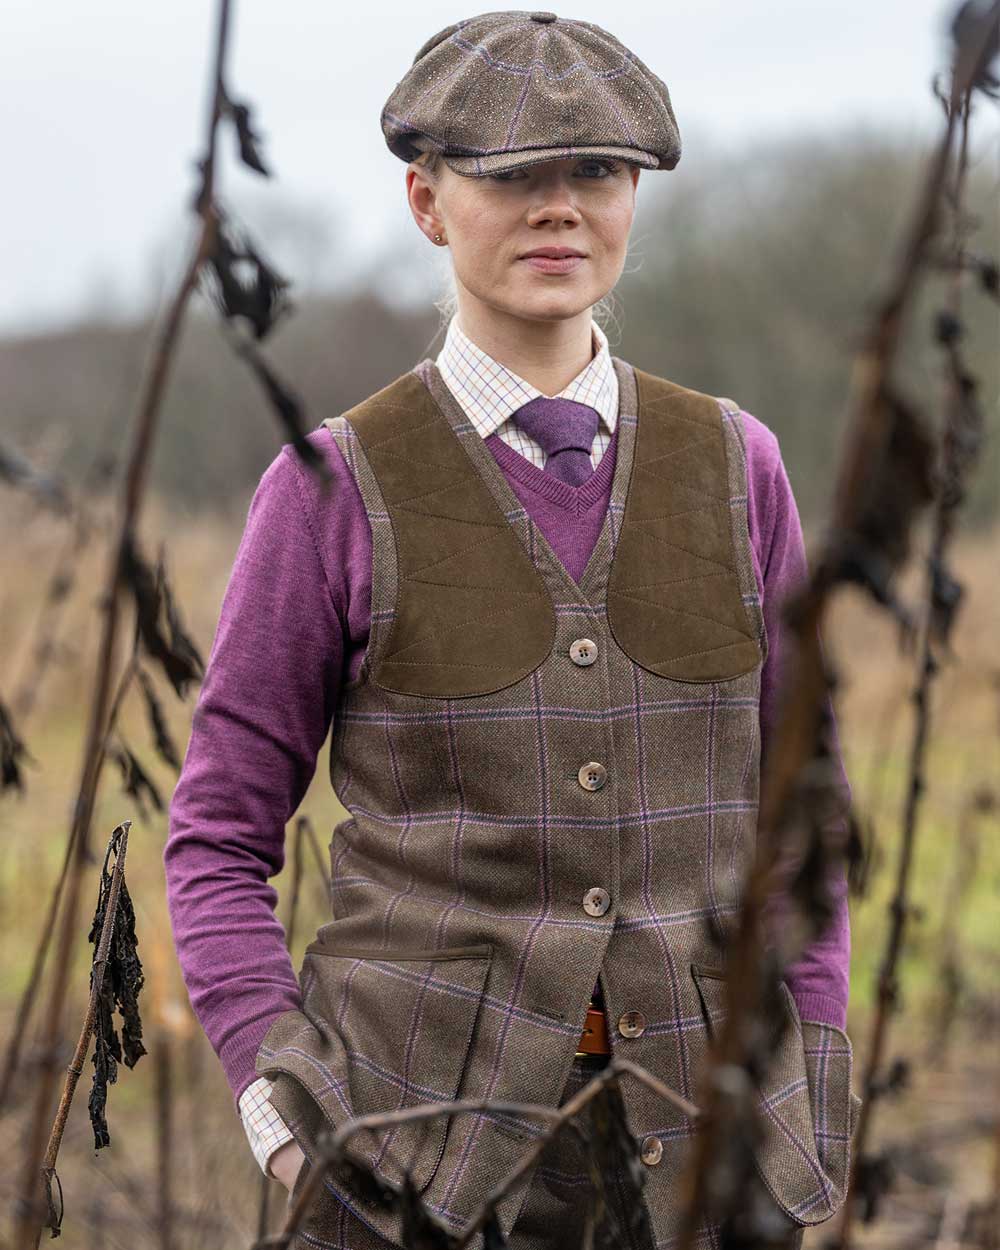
[381,10,681,177]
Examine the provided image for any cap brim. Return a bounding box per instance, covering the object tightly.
[441,145,661,177]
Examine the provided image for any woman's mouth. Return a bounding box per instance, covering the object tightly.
[520,255,586,274]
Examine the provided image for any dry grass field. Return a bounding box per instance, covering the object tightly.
[1,489,997,1248]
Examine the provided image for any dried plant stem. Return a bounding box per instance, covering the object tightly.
[37,822,132,1238]
[928,781,986,1057]
[0,637,139,1116]
[154,1033,175,1250]
[259,1059,698,1250]
[10,1,234,1242]
[0,822,76,1119]
[9,505,98,725]
[673,10,998,1248]
[835,77,980,1250]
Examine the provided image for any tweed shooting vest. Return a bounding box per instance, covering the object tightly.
[254,357,858,1247]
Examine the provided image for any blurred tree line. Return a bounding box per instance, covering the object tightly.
[2,127,996,525]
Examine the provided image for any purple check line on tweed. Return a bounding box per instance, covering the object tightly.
[509,395,602,486]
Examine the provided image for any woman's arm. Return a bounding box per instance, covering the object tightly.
[163,429,368,1141]
[742,409,852,1028]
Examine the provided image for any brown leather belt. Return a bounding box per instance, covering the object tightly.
[575,1002,611,1057]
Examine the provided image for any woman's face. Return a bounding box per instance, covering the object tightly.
[407,156,640,326]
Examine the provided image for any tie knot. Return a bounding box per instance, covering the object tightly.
[509,396,600,459]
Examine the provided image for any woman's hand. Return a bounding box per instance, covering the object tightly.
[270,1138,307,1195]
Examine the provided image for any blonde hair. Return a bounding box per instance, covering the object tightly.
[407,147,623,348]
[410,147,443,179]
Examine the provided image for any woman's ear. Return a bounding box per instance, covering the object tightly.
[405,166,444,244]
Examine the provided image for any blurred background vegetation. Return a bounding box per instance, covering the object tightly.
[2,128,997,527]
[1,120,997,1245]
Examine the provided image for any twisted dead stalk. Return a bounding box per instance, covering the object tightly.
[671,8,1000,1249]
[256,1058,699,1250]
[835,62,992,1249]
[36,821,133,1237]
[9,2,235,1241]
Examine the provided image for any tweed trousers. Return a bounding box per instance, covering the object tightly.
[254,356,857,1249]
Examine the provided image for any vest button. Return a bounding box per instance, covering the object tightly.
[569,638,597,666]
[582,887,611,917]
[640,1134,663,1166]
[578,761,607,791]
[617,1010,647,1039]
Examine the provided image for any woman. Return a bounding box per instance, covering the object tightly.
[165,11,858,1248]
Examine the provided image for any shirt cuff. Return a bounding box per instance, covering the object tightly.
[238,1076,295,1177]
[791,990,848,1030]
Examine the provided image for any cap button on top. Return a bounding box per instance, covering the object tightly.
[529,11,558,21]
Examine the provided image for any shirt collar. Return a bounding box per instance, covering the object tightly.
[435,313,618,443]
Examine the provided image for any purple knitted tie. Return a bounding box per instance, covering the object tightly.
[509,396,600,486]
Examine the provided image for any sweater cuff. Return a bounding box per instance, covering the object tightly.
[221,1015,283,1113]
[791,990,848,1030]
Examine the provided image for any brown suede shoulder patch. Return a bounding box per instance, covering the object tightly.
[334,370,555,698]
[606,367,762,683]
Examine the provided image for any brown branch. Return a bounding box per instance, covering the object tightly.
[9,0,235,1241]
[672,8,1000,1248]
[0,621,143,1117]
[257,1057,699,1249]
[36,821,132,1236]
[836,56,990,1250]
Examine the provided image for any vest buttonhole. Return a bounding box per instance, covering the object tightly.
[534,1006,567,1021]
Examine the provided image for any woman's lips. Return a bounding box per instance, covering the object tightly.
[520,255,586,274]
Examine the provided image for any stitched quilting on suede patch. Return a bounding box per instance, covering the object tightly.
[327,371,555,698]
[605,368,762,683]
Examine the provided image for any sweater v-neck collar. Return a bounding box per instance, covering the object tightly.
[484,421,619,513]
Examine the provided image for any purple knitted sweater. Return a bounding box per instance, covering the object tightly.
[164,395,852,1113]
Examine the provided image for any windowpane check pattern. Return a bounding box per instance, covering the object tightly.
[238,311,618,1174]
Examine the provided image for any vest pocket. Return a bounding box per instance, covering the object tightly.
[255,943,493,1202]
[690,963,856,1226]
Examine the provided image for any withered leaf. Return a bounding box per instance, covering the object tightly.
[835,385,936,613]
[87,823,147,1151]
[230,334,328,478]
[0,438,71,514]
[398,1172,459,1248]
[481,1210,508,1248]
[201,210,292,340]
[119,533,203,699]
[0,695,36,793]
[135,665,182,771]
[108,738,163,820]
[589,1080,651,1250]
[228,98,271,176]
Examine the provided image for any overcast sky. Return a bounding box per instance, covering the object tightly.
[4,0,994,336]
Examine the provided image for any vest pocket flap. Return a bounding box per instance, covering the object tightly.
[689,966,856,1226]
[258,943,493,1198]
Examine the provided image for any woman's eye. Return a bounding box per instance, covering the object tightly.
[489,159,620,183]
[578,160,619,177]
